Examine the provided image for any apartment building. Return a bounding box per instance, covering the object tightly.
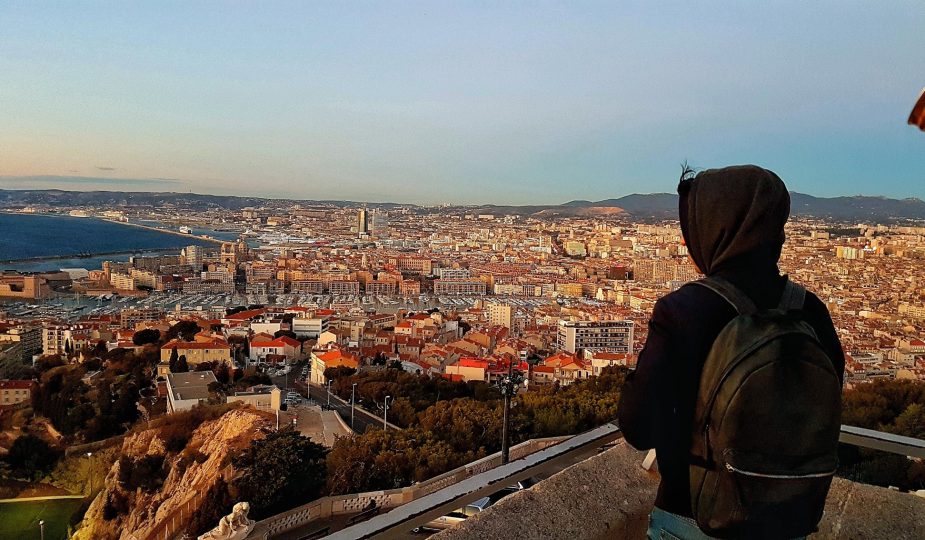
[434,279,487,296]
[0,380,33,407]
[329,280,361,295]
[557,320,634,354]
[120,307,165,329]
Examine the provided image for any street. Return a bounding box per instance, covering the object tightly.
[269,371,393,434]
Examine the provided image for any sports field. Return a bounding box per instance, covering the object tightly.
[0,497,84,540]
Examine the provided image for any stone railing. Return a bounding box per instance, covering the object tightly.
[247,436,568,539]
[433,441,925,540]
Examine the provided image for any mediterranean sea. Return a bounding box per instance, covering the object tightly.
[0,213,231,272]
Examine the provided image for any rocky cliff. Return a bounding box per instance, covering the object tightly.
[74,407,273,540]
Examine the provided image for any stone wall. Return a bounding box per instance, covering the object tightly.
[434,441,925,540]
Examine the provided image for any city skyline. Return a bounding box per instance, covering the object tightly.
[1,2,924,204]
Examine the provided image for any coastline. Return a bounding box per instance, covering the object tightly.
[0,211,224,270]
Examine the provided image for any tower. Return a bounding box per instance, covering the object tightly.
[357,209,369,235]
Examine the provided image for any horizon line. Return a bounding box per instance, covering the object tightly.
[1,175,923,207]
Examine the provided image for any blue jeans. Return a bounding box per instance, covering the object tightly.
[647,508,806,540]
[647,507,719,540]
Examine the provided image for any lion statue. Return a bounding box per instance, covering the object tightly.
[198,502,255,540]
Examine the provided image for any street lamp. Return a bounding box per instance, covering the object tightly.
[38,520,44,540]
[86,452,93,494]
[326,380,333,409]
[383,395,392,430]
[351,382,358,430]
[496,362,525,465]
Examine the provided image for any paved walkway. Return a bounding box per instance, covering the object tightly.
[290,404,351,447]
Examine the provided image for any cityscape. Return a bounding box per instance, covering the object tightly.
[1,194,924,539]
[2,3,925,540]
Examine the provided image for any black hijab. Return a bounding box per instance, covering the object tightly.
[678,165,790,277]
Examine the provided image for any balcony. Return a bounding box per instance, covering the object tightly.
[319,424,925,539]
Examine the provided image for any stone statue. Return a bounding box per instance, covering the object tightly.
[198,502,255,540]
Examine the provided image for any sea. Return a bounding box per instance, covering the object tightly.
[0,213,240,273]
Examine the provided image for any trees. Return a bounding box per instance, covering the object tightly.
[273,329,298,340]
[232,431,328,519]
[132,328,161,346]
[326,428,471,495]
[169,347,179,371]
[165,320,201,342]
[175,355,190,373]
[4,434,60,479]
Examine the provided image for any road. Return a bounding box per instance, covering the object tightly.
[269,372,395,434]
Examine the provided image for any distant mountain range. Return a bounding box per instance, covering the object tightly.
[1,188,924,222]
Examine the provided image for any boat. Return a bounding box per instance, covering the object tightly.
[179,226,193,234]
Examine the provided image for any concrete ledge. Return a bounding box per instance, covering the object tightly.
[434,441,925,540]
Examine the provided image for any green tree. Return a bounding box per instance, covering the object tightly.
[133,328,161,346]
[891,403,925,440]
[165,320,201,342]
[176,355,189,373]
[5,434,60,479]
[169,347,179,371]
[273,329,298,340]
[233,431,328,518]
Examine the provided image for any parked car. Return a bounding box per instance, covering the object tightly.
[411,497,492,533]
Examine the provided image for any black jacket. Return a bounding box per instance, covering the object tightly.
[617,271,845,516]
[618,166,845,517]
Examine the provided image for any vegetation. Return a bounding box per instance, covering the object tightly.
[231,431,328,519]
[132,328,161,346]
[839,379,925,491]
[4,434,61,480]
[324,367,625,493]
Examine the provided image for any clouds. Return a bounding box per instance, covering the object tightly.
[95,166,117,171]
[0,176,184,189]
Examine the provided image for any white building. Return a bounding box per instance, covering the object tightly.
[165,371,217,413]
[557,320,634,354]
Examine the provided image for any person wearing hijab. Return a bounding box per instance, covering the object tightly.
[618,165,844,539]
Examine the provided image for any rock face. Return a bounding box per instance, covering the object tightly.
[75,408,272,540]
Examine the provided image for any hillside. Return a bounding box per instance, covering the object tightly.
[2,188,924,221]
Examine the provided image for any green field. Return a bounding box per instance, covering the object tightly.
[0,498,84,540]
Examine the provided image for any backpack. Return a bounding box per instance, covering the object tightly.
[688,276,842,539]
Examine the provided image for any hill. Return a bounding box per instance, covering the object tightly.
[1,188,924,221]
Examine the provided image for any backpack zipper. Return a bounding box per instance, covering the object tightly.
[724,462,836,479]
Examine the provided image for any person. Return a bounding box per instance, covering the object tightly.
[618,165,845,539]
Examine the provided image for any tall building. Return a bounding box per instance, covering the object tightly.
[487,303,514,329]
[357,209,369,235]
[370,210,388,235]
[557,320,634,354]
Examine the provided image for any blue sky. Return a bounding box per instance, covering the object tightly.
[1,1,923,204]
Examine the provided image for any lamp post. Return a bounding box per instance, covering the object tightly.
[86,452,93,494]
[38,520,44,540]
[326,380,333,409]
[351,382,358,430]
[383,395,391,430]
[496,362,524,465]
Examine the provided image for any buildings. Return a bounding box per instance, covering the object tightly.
[249,333,303,363]
[292,317,330,339]
[165,371,217,413]
[227,385,282,411]
[120,307,165,329]
[160,337,232,365]
[434,280,487,296]
[487,303,514,330]
[0,379,33,407]
[557,320,634,354]
[357,209,369,235]
[0,274,51,299]
[310,349,359,384]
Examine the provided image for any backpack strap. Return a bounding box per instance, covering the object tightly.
[777,277,807,311]
[692,276,757,315]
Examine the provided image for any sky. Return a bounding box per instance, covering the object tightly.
[1,1,923,205]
